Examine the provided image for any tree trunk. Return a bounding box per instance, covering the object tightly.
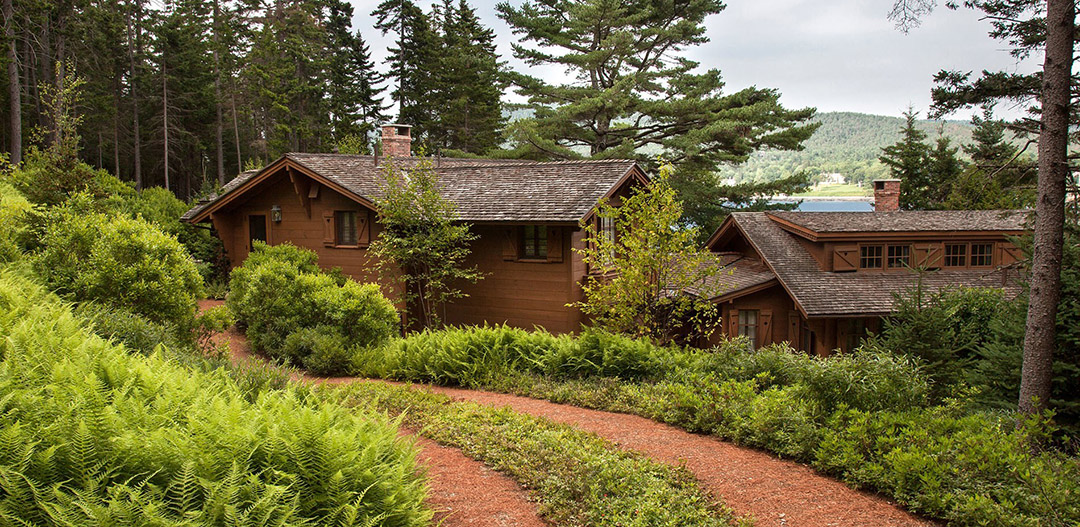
[4,0,20,165]
[213,0,225,184]
[163,59,169,191]
[1018,0,1073,416]
[232,82,242,174]
[113,77,121,176]
[127,0,143,189]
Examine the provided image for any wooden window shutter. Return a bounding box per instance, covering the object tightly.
[759,309,773,346]
[837,320,850,353]
[502,227,519,261]
[833,245,858,271]
[728,309,738,337]
[547,227,563,262]
[914,242,942,269]
[358,211,371,245]
[999,243,1023,265]
[322,210,335,246]
[788,312,800,348]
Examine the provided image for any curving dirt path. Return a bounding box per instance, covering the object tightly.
[202,300,936,527]
[201,301,547,527]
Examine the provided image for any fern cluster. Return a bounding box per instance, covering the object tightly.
[0,268,430,526]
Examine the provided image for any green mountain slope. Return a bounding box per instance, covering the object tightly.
[717,111,976,186]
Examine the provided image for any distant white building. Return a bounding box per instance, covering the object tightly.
[819,173,846,185]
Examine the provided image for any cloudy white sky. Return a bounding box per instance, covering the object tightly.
[346,0,1041,120]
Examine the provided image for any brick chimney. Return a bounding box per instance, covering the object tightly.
[873,179,901,212]
[381,124,412,158]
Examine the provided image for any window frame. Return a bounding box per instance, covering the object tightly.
[520,225,548,260]
[886,244,911,269]
[737,309,759,345]
[859,244,883,269]
[944,243,967,268]
[334,210,360,247]
[970,242,994,267]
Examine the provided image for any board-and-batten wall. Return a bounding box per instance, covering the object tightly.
[210,171,587,334]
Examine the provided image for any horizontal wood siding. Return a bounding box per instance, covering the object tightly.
[443,225,584,333]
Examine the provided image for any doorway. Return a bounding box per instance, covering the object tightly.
[249,214,267,250]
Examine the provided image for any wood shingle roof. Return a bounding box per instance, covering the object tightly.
[725,212,1024,317]
[182,153,641,223]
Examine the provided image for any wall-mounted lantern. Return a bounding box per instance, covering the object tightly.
[271,205,282,223]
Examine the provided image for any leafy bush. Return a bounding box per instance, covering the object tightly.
[121,186,227,282]
[0,267,430,525]
[33,208,204,325]
[283,327,351,376]
[227,242,398,373]
[75,302,181,355]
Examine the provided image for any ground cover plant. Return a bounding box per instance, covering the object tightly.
[0,267,431,525]
[336,381,744,527]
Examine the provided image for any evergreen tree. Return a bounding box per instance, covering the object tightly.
[326,0,386,144]
[373,0,441,140]
[495,0,816,227]
[879,109,934,210]
[429,0,504,154]
[946,109,1036,210]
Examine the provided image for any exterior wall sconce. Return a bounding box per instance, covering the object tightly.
[271,205,282,223]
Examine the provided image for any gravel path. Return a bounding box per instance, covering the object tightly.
[202,300,936,526]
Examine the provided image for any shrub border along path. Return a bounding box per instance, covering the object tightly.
[206,301,934,527]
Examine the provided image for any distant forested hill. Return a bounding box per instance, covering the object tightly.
[717,112,977,186]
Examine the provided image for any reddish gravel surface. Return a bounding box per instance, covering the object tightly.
[201,301,547,527]
[201,300,936,527]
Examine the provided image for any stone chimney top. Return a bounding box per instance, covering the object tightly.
[873,179,901,212]
[381,124,412,158]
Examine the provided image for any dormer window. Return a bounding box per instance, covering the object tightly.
[887,245,911,269]
[945,243,966,267]
[859,245,883,269]
[971,243,994,267]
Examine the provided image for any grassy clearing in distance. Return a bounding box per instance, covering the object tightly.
[792,183,872,197]
[336,381,747,527]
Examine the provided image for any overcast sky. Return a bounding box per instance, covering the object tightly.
[346,0,1041,121]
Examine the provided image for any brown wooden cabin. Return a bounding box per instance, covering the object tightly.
[699,184,1027,355]
[182,125,648,334]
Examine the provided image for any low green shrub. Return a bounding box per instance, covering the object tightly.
[0,267,431,525]
[338,381,741,527]
[227,242,398,374]
[283,327,352,376]
[32,204,204,326]
[75,302,181,355]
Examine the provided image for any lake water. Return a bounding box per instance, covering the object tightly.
[770,199,874,212]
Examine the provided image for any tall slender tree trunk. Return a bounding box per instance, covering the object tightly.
[163,59,169,191]
[1018,0,1074,417]
[127,0,143,189]
[4,0,20,165]
[213,0,225,184]
[113,78,121,176]
[231,82,241,174]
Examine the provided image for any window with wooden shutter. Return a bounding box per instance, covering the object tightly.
[322,211,335,246]
[833,245,858,271]
[913,243,942,269]
[758,309,773,346]
[546,227,563,262]
[1000,243,1023,265]
[502,227,519,261]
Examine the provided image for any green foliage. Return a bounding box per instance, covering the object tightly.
[339,382,737,527]
[0,268,431,525]
[369,325,669,386]
[0,183,32,262]
[33,207,204,326]
[575,164,723,344]
[283,327,352,376]
[227,242,398,373]
[75,302,183,356]
[369,158,481,329]
[867,282,1005,399]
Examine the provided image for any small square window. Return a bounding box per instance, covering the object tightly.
[887,245,911,269]
[971,243,994,267]
[521,225,547,259]
[944,243,967,267]
[860,245,883,269]
[336,211,358,246]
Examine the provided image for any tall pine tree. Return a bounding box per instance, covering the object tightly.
[373,0,440,141]
[326,0,386,145]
